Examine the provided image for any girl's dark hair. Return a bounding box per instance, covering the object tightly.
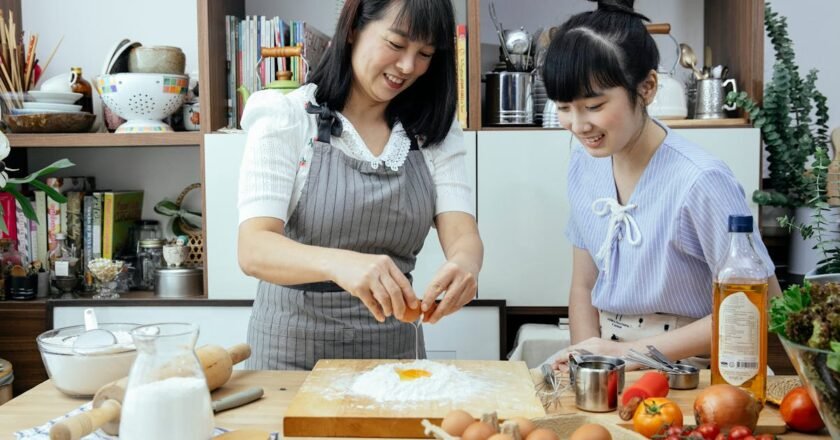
[541,0,659,106]
[308,0,456,147]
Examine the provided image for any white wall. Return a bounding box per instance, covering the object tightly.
[21,1,201,228]
[762,1,840,131]
[22,0,199,106]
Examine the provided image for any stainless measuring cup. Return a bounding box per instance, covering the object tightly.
[568,354,625,412]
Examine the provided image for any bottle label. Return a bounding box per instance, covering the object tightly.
[55,261,69,277]
[718,291,760,385]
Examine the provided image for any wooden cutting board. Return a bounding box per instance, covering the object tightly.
[283,359,546,438]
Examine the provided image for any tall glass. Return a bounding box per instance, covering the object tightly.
[119,323,214,440]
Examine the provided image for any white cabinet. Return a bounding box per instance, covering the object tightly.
[52,302,501,360]
[475,128,762,307]
[206,128,761,307]
[204,133,257,300]
[476,130,574,307]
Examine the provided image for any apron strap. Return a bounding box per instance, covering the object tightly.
[305,102,343,144]
[284,273,414,292]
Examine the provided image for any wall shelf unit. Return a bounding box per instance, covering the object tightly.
[8,132,203,148]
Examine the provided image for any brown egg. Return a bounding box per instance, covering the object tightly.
[568,423,611,440]
[441,409,474,436]
[526,428,560,440]
[488,434,514,440]
[461,421,497,440]
[509,417,536,438]
[399,305,422,323]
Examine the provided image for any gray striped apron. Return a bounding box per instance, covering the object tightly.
[246,102,436,370]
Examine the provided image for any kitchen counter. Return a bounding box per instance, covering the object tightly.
[0,370,831,439]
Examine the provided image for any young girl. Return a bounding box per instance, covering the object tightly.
[542,0,780,369]
[237,0,483,370]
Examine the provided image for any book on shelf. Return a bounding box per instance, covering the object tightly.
[456,23,468,128]
[0,192,16,241]
[14,199,30,264]
[44,177,95,252]
[65,192,84,257]
[225,14,328,128]
[102,191,144,260]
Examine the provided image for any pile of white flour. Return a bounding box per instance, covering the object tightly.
[349,360,486,402]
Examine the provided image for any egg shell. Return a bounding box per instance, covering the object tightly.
[441,409,474,436]
[399,305,422,323]
[488,434,514,440]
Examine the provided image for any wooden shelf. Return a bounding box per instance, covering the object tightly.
[8,132,203,148]
[472,118,751,131]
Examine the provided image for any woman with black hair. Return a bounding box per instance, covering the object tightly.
[237,0,483,370]
[542,0,781,370]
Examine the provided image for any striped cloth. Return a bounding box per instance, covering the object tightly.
[566,122,775,318]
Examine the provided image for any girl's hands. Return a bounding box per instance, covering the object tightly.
[331,251,418,322]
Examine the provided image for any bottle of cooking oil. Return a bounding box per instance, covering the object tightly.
[712,215,768,404]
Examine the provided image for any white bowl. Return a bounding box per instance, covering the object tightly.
[27,91,83,104]
[37,323,139,397]
[95,73,189,133]
[23,102,82,112]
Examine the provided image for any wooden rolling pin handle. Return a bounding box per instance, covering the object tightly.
[228,343,251,365]
[49,399,121,440]
[645,23,671,34]
[261,45,302,58]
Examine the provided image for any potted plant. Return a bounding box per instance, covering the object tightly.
[727,2,832,277]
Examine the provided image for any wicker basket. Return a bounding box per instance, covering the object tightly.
[533,414,647,440]
[174,183,204,267]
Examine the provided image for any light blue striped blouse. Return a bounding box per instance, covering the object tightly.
[566,123,776,318]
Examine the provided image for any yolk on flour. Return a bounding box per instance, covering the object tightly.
[395,368,432,381]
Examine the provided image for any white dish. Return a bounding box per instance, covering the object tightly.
[27,91,83,104]
[102,39,141,75]
[23,102,83,112]
[10,108,66,115]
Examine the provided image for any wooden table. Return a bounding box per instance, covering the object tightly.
[0,370,830,439]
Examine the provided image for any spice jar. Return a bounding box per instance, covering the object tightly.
[136,239,164,290]
[70,67,93,113]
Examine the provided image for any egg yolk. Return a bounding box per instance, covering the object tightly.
[395,368,432,381]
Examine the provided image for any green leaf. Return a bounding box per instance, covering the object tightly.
[828,341,840,374]
[769,282,811,335]
[6,159,75,185]
[29,180,67,203]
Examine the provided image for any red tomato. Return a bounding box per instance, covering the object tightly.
[665,436,681,440]
[694,423,721,440]
[728,426,753,440]
[664,426,685,437]
[780,386,826,433]
[714,434,726,440]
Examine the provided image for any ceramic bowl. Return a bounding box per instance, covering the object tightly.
[128,46,186,75]
[39,73,74,93]
[4,112,95,133]
[95,73,188,133]
[37,323,139,397]
[27,91,83,105]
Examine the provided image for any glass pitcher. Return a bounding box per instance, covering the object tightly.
[119,323,214,440]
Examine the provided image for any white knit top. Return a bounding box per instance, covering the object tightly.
[238,84,475,224]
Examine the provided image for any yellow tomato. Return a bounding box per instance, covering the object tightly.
[632,397,683,439]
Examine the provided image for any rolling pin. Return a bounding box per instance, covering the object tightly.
[49,343,251,440]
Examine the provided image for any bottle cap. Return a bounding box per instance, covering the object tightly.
[728,215,753,233]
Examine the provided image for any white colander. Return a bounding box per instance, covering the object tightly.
[96,73,188,133]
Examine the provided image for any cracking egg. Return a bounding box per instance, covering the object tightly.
[395,368,432,381]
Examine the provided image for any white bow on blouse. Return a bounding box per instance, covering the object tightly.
[591,197,642,274]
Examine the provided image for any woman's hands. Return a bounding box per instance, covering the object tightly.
[544,337,632,372]
[330,251,418,322]
[420,258,478,324]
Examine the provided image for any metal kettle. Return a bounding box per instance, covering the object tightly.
[648,69,687,119]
